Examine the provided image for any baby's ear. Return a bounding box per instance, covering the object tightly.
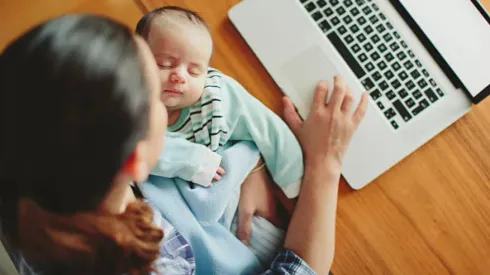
[122,143,150,183]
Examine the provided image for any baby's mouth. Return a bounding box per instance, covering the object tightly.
[163,89,183,94]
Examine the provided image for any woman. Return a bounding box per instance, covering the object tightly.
[0,14,367,274]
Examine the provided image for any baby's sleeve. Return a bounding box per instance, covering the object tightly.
[151,133,222,187]
[221,76,304,198]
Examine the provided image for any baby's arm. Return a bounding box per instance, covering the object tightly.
[151,132,223,186]
[221,76,304,198]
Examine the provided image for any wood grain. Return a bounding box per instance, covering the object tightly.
[0,0,145,51]
[138,1,490,274]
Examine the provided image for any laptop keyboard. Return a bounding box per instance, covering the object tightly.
[300,0,445,130]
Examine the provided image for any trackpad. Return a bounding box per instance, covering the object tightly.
[281,45,338,118]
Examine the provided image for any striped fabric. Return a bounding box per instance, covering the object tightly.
[173,68,230,152]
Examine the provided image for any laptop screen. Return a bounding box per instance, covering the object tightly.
[399,0,490,103]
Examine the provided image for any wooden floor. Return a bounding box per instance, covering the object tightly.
[2,0,490,274]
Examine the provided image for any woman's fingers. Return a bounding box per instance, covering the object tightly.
[341,89,354,113]
[282,97,302,137]
[353,92,369,125]
[216,167,225,175]
[329,76,347,110]
[311,80,329,111]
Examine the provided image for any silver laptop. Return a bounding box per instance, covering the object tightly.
[229,0,490,189]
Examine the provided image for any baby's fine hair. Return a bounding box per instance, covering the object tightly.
[136,6,208,39]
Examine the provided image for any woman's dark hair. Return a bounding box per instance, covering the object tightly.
[0,14,163,274]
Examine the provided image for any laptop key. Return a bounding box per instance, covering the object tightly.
[398,88,408,99]
[386,90,396,100]
[392,61,401,71]
[436,88,444,97]
[330,0,339,6]
[393,31,400,39]
[386,22,394,29]
[384,70,394,80]
[345,34,354,44]
[351,44,361,53]
[410,69,421,80]
[418,79,428,89]
[350,7,360,16]
[378,44,387,53]
[357,17,367,26]
[372,71,382,81]
[300,0,308,3]
[372,3,379,11]
[364,25,374,34]
[306,2,316,12]
[362,6,372,15]
[370,89,382,100]
[324,7,334,16]
[390,42,400,51]
[406,80,416,90]
[422,69,429,77]
[350,24,360,33]
[371,34,381,43]
[384,108,396,119]
[377,101,385,110]
[319,20,331,32]
[312,10,323,21]
[397,51,407,61]
[391,79,401,89]
[380,80,389,91]
[429,79,437,87]
[355,0,365,6]
[362,77,375,90]
[393,99,412,121]
[383,33,393,42]
[412,89,422,99]
[405,98,415,108]
[412,99,429,115]
[403,60,414,70]
[407,50,415,58]
[415,59,422,68]
[343,15,353,24]
[369,14,379,24]
[331,16,341,25]
[345,0,353,7]
[379,12,386,20]
[401,41,408,48]
[364,42,373,52]
[399,71,408,81]
[336,6,346,15]
[370,51,380,61]
[358,53,368,62]
[317,0,327,8]
[327,32,366,78]
[338,25,348,34]
[366,62,375,72]
[424,88,438,102]
[377,60,387,70]
[357,33,367,43]
[391,120,399,130]
[376,24,386,33]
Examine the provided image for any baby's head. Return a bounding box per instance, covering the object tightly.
[136,7,213,111]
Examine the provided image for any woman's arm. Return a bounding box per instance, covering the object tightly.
[278,76,368,274]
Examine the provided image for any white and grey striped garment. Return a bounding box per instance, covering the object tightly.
[172,68,230,152]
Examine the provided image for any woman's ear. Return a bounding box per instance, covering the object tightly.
[122,143,150,183]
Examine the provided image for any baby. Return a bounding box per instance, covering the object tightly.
[136,6,304,265]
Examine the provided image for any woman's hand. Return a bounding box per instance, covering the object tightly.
[283,76,368,170]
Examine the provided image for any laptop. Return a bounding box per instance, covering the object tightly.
[229,0,490,189]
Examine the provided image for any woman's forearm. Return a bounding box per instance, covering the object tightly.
[283,161,341,274]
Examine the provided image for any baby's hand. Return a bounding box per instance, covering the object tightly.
[213,167,225,181]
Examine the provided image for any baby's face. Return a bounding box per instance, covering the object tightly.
[147,20,213,111]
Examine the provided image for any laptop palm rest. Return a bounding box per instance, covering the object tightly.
[281,44,339,117]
